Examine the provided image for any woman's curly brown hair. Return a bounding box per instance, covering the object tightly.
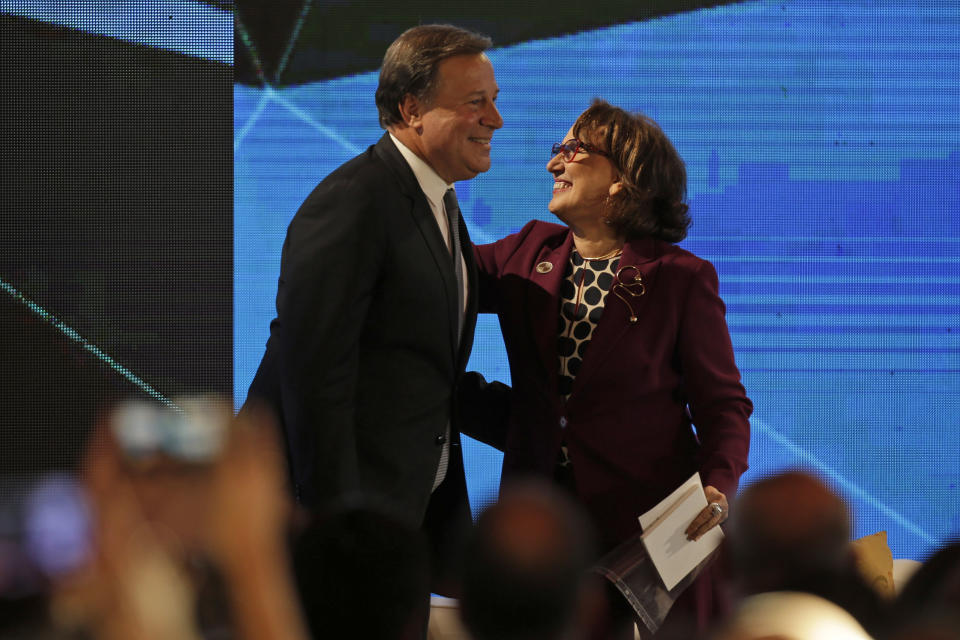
[571,99,691,243]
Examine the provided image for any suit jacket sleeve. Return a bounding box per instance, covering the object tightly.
[474,236,501,314]
[461,239,512,451]
[677,259,752,498]
[274,171,386,504]
[456,371,510,451]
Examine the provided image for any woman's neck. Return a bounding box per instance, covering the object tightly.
[570,225,624,260]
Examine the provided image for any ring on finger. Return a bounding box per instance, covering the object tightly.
[709,502,724,518]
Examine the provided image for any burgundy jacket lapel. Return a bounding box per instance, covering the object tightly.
[525,232,573,394]
[566,236,662,398]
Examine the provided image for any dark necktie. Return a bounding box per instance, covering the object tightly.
[442,188,465,340]
[434,188,464,492]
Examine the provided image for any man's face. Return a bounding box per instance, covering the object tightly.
[413,53,502,183]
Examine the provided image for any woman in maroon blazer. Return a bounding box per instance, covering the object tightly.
[472,100,752,635]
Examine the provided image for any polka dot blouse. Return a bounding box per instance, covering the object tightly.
[557,249,621,398]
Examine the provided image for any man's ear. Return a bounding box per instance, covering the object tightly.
[608,180,623,197]
[398,94,424,133]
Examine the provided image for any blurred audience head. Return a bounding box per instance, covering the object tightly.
[727,471,851,594]
[459,478,599,640]
[725,470,890,637]
[887,539,960,640]
[291,501,430,640]
[883,613,960,640]
[711,591,873,640]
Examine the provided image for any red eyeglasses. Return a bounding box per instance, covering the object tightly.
[551,139,610,162]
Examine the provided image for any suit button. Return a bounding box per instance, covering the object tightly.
[435,434,447,445]
[559,416,568,428]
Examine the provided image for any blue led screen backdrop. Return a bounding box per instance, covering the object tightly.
[235,0,960,560]
[0,6,232,477]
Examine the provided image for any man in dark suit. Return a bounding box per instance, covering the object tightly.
[243,24,503,595]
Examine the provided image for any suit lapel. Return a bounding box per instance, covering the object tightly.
[374,135,462,360]
[567,237,661,398]
[458,213,478,371]
[526,232,574,394]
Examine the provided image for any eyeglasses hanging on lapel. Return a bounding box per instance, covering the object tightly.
[612,265,645,324]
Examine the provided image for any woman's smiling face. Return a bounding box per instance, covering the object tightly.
[547,125,621,230]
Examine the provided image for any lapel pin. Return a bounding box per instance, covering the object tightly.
[536,261,553,274]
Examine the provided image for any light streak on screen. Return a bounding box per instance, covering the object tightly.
[235,0,960,560]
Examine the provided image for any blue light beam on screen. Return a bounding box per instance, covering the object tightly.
[267,89,362,156]
[752,419,937,545]
[0,0,232,63]
[235,0,960,559]
[0,277,175,409]
[234,90,271,153]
